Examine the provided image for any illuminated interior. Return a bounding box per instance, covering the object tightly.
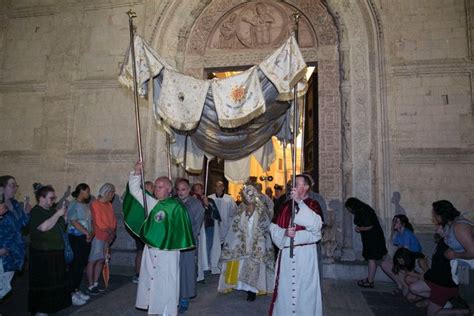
[210,67,315,200]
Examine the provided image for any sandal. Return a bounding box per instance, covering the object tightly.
[414,299,429,308]
[357,278,375,288]
[391,289,401,296]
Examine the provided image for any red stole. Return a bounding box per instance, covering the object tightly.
[273,198,323,230]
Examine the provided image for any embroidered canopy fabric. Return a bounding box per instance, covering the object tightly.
[119,34,307,182]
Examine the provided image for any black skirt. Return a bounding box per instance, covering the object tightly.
[28,248,72,314]
[361,228,388,260]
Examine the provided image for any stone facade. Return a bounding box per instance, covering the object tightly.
[0,0,472,266]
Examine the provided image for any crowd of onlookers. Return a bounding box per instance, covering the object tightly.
[0,172,473,316]
[346,198,474,316]
[0,175,117,315]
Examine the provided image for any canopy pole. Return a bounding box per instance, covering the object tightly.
[282,139,288,188]
[127,9,148,216]
[204,157,211,196]
[300,97,306,173]
[289,11,301,259]
[183,134,188,178]
[166,133,172,180]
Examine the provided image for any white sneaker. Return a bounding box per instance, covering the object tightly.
[76,290,90,301]
[443,301,453,309]
[71,293,87,306]
[132,274,139,284]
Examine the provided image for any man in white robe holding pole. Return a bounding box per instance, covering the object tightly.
[208,181,237,274]
[269,174,323,316]
[124,162,195,316]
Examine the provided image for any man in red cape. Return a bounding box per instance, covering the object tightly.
[269,174,323,316]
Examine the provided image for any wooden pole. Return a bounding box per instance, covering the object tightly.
[183,134,188,178]
[282,139,288,188]
[166,133,172,180]
[204,157,211,196]
[127,10,148,216]
[289,11,301,258]
[300,97,306,173]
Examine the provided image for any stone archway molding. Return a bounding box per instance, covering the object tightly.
[146,0,390,262]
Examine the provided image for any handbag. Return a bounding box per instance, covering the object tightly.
[62,232,74,264]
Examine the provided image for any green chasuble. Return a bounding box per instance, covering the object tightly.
[123,184,195,251]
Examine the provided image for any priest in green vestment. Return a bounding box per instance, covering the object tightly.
[124,161,195,315]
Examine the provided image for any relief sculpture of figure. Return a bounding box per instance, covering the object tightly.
[241,3,275,47]
[218,13,238,49]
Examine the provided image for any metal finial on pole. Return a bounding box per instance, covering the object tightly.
[127,10,148,216]
[289,10,301,258]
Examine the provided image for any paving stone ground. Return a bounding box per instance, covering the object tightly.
[1,270,434,316]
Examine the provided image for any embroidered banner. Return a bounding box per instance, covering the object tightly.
[119,35,165,96]
[211,67,265,128]
[170,133,214,173]
[157,69,210,131]
[259,34,307,101]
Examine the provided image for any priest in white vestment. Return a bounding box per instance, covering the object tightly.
[269,174,323,316]
[217,182,275,300]
[208,181,237,274]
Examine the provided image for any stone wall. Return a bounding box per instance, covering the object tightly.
[382,0,474,227]
[0,0,473,266]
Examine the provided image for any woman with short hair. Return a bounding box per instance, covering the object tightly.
[86,183,117,295]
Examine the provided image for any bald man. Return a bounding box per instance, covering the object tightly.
[128,162,194,316]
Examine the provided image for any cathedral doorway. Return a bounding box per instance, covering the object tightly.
[203,64,319,201]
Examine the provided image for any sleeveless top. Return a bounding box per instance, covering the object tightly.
[444,216,474,252]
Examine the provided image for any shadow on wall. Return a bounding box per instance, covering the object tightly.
[391,191,406,216]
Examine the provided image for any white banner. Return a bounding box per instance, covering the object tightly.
[211,67,265,128]
[157,69,210,131]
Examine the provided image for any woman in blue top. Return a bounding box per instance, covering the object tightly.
[0,175,30,299]
[67,183,93,305]
[381,214,428,297]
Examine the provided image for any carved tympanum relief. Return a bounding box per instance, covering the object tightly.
[207,1,315,50]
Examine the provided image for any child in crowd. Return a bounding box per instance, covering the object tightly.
[381,215,428,296]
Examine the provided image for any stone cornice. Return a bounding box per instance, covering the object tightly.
[83,1,143,12]
[0,1,143,18]
[3,6,55,18]
[66,150,136,163]
[391,60,474,76]
[0,81,46,93]
[71,79,121,90]
[397,148,474,164]
[0,150,41,163]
